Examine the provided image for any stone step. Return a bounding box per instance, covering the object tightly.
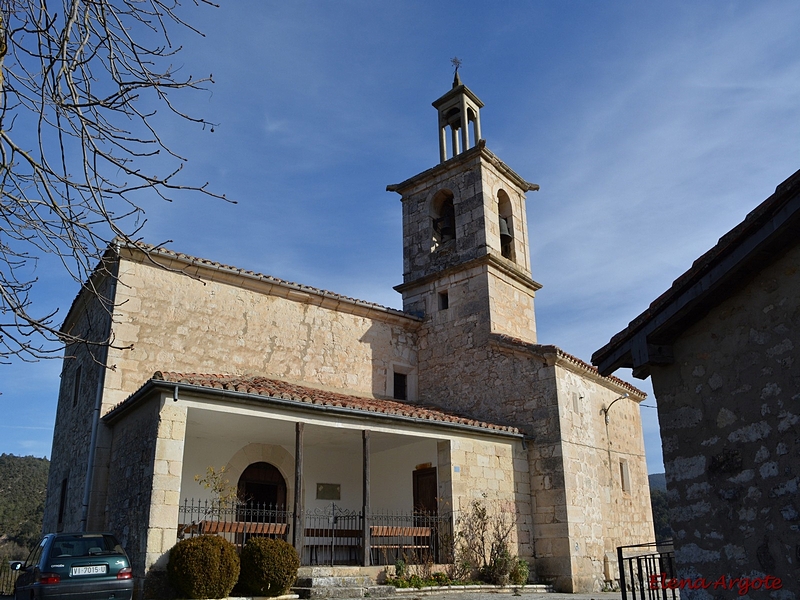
[389,583,554,594]
[293,586,398,599]
[294,583,555,598]
[366,585,397,597]
[295,576,373,588]
[293,586,365,599]
[297,566,381,578]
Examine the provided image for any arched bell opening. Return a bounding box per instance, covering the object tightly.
[237,461,287,509]
[466,107,480,146]
[497,190,515,262]
[431,189,456,252]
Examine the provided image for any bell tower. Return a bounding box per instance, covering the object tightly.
[387,75,541,345]
[434,70,483,163]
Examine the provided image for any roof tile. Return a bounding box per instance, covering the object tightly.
[122,372,521,435]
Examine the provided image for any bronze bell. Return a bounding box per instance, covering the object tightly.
[499,217,513,246]
[439,214,455,240]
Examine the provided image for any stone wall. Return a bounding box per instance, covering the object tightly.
[43,269,116,533]
[103,252,419,410]
[104,391,186,600]
[438,437,533,561]
[413,321,650,591]
[487,266,537,343]
[105,393,161,577]
[555,362,654,591]
[651,242,800,592]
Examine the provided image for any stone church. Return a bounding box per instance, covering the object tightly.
[43,75,654,593]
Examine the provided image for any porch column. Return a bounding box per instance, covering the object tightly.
[293,422,305,557]
[145,399,186,572]
[362,429,371,566]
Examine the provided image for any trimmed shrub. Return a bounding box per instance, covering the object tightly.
[239,537,300,597]
[167,535,239,599]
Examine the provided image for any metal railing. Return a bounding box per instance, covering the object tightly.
[178,499,291,550]
[369,510,446,566]
[177,500,453,566]
[303,504,362,565]
[0,560,19,597]
[617,540,677,600]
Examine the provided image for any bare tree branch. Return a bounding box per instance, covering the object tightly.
[0,0,228,364]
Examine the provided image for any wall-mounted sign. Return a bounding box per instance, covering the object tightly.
[316,483,341,500]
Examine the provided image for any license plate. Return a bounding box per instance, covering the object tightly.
[71,565,107,576]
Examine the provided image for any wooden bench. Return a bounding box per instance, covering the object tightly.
[199,521,288,536]
[370,526,433,563]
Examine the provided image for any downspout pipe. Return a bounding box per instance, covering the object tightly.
[80,248,120,532]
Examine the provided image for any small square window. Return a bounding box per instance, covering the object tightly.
[57,477,68,529]
[394,372,407,401]
[72,366,82,408]
[438,291,449,310]
[620,460,631,494]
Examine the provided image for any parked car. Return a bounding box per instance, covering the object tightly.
[10,532,133,600]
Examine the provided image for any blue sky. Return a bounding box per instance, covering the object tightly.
[4,1,800,474]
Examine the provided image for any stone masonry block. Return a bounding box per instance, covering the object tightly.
[155,438,183,463]
[146,528,163,554]
[149,503,179,530]
[151,473,181,493]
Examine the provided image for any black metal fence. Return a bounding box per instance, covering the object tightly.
[0,560,18,597]
[178,499,452,566]
[617,541,677,600]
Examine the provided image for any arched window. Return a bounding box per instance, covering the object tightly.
[431,189,456,251]
[237,462,287,508]
[497,190,515,261]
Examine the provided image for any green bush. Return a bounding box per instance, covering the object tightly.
[479,547,515,585]
[509,558,529,585]
[167,535,239,599]
[239,537,299,597]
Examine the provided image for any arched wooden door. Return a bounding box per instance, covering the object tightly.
[238,461,287,508]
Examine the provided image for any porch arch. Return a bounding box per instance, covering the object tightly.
[237,462,287,507]
[225,443,294,509]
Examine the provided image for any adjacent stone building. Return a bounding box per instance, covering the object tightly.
[593,169,800,595]
[44,75,655,593]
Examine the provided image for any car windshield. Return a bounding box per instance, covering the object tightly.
[49,535,123,557]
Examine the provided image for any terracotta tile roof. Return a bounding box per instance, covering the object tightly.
[109,371,520,434]
[114,239,416,321]
[490,334,646,399]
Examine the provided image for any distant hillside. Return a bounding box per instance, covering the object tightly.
[0,454,50,559]
[648,472,670,541]
[649,473,666,492]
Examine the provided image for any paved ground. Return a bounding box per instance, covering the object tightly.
[375,592,623,600]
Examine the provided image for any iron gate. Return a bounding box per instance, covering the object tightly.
[617,540,677,600]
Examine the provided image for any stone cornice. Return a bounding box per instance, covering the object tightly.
[394,251,542,295]
[386,141,539,197]
[490,334,647,400]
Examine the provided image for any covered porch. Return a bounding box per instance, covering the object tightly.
[177,499,450,566]
[178,401,457,566]
[102,373,527,575]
